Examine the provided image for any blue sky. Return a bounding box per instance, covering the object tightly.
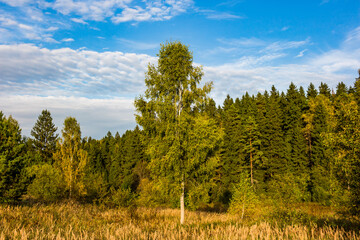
[1,0,360,138]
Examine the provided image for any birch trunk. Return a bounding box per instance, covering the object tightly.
[180,179,185,224]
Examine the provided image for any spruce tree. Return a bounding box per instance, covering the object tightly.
[31,110,58,163]
[307,83,318,99]
[319,82,331,98]
[336,82,348,96]
[283,83,309,200]
[0,113,27,202]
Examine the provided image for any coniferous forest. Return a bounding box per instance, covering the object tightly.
[1,42,360,238]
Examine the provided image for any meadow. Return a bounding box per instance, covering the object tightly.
[1,201,359,240]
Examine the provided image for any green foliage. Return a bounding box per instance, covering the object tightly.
[54,117,88,199]
[134,41,222,222]
[0,112,27,202]
[228,172,258,218]
[324,93,360,215]
[31,110,58,163]
[137,178,178,207]
[104,187,135,207]
[27,163,65,201]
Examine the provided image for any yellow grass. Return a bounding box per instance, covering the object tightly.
[0,202,359,239]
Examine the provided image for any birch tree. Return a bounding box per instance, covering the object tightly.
[54,117,88,199]
[135,41,221,224]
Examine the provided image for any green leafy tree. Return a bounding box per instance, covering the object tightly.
[54,117,88,199]
[31,110,58,163]
[27,163,65,201]
[325,94,360,214]
[135,41,221,224]
[228,172,258,220]
[0,112,27,202]
[303,95,334,203]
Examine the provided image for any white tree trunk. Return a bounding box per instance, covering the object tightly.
[180,180,185,224]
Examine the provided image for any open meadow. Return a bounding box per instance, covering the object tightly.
[1,202,359,240]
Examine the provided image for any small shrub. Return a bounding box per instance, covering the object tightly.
[228,172,258,219]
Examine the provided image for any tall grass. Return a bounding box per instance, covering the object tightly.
[0,202,359,239]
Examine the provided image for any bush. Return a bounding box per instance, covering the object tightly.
[27,164,65,201]
[228,172,258,219]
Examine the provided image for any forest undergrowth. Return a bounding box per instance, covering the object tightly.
[1,201,359,240]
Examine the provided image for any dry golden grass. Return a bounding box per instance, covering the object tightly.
[0,202,359,239]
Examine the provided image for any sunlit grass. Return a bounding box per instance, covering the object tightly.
[0,201,359,239]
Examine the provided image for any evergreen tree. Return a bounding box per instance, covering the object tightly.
[307,83,318,99]
[283,83,309,201]
[336,82,348,96]
[319,82,331,98]
[240,116,263,186]
[0,113,27,202]
[219,101,243,204]
[31,110,58,163]
[354,69,360,105]
[262,86,286,189]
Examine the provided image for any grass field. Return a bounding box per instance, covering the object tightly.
[0,201,359,239]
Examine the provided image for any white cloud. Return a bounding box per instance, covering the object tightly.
[281,26,290,31]
[111,0,193,23]
[52,0,131,21]
[62,38,74,42]
[0,95,136,139]
[0,0,31,7]
[205,12,242,20]
[71,18,88,24]
[1,26,360,137]
[261,38,310,53]
[204,32,359,104]
[0,9,62,43]
[296,49,308,58]
[0,44,156,98]
[197,9,243,20]
[218,37,265,47]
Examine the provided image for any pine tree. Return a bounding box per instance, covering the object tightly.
[31,110,58,163]
[241,116,263,186]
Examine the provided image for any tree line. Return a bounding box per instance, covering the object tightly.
[1,42,360,221]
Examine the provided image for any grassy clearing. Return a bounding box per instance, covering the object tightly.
[0,202,359,239]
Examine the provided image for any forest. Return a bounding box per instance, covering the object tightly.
[1,41,360,239]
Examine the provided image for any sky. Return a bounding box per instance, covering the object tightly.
[0,0,360,139]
